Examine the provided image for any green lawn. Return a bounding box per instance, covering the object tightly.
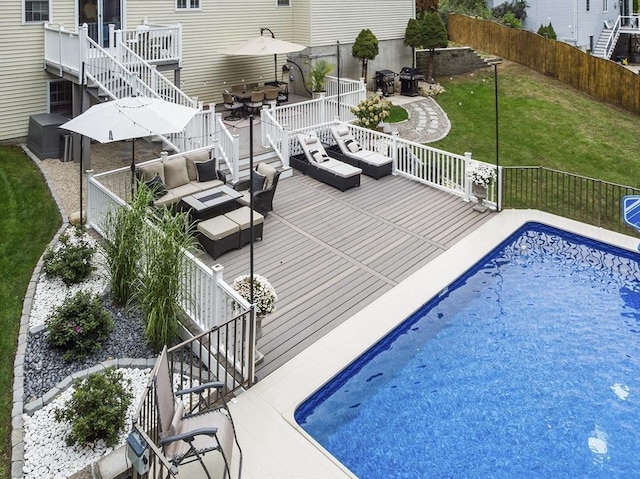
[431,62,640,187]
[0,146,61,476]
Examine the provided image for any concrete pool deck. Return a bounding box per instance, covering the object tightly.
[227,209,640,478]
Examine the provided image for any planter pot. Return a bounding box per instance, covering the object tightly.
[312,91,326,99]
[472,183,488,213]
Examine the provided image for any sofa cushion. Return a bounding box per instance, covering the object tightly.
[154,190,179,207]
[192,179,224,192]
[164,157,190,189]
[257,162,277,189]
[195,159,218,182]
[184,150,211,181]
[167,182,201,200]
[138,162,165,184]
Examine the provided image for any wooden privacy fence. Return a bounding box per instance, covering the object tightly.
[502,166,640,235]
[447,14,640,116]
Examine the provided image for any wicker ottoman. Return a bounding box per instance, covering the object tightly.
[197,215,241,259]
[223,206,264,247]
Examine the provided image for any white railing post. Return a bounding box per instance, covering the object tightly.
[463,152,472,202]
[211,264,224,327]
[282,128,290,169]
[319,92,327,123]
[79,24,89,68]
[261,106,269,148]
[391,131,399,175]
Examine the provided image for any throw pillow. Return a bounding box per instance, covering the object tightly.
[163,156,189,189]
[144,173,167,200]
[257,162,276,190]
[345,139,361,153]
[185,150,211,181]
[195,159,217,182]
[251,171,266,193]
[138,162,165,183]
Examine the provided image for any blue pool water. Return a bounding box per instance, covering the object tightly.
[295,223,640,479]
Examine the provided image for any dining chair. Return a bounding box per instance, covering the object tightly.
[263,87,279,105]
[245,90,265,116]
[222,91,243,120]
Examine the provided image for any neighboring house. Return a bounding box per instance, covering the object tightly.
[485,0,639,59]
[1,0,414,143]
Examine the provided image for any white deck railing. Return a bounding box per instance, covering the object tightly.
[290,120,500,209]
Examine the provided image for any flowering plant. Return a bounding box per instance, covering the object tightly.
[421,83,445,97]
[467,161,497,188]
[231,274,278,316]
[350,94,391,130]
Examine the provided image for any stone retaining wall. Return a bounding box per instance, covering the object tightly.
[416,47,490,80]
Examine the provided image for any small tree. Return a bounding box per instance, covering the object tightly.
[421,12,449,82]
[404,18,423,68]
[537,22,557,40]
[352,29,379,84]
[306,59,335,93]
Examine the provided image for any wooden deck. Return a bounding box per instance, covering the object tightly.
[204,170,496,379]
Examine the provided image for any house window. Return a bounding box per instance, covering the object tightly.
[602,0,608,12]
[24,0,50,22]
[277,0,290,6]
[49,81,73,118]
[586,0,590,11]
[176,0,200,10]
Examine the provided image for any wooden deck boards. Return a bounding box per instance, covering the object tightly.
[201,171,495,379]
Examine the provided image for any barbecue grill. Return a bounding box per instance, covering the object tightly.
[375,69,396,96]
[399,67,424,96]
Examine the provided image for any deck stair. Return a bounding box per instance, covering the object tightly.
[593,25,620,59]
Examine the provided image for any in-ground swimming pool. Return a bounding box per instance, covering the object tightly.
[295,223,640,479]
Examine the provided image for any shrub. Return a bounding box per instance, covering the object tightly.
[55,369,132,447]
[47,291,114,361]
[350,94,391,130]
[42,226,96,285]
[231,274,278,316]
[501,12,522,28]
[537,22,557,40]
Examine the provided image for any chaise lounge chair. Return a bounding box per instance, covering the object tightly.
[329,125,393,179]
[153,346,242,479]
[293,133,362,191]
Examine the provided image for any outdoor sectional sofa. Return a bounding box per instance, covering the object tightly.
[292,133,362,191]
[136,148,226,207]
[328,125,393,180]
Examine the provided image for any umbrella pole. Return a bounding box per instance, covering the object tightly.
[274,54,278,83]
[130,138,136,197]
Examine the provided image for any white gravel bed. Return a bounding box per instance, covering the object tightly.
[22,367,151,479]
[29,228,109,330]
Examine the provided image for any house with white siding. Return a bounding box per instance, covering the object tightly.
[1,0,414,143]
[486,0,639,60]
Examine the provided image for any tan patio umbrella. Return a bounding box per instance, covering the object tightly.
[61,96,199,190]
[220,29,306,82]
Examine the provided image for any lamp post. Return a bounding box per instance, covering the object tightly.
[260,27,278,82]
[488,58,502,211]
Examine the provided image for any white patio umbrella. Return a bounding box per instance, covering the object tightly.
[220,30,306,82]
[61,96,199,187]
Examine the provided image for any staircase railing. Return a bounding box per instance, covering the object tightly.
[603,16,622,60]
[112,30,195,108]
[120,23,182,66]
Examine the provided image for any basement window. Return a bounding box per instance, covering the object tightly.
[277,0,290,6]
[586,0,590,11]
[24,0,50,22]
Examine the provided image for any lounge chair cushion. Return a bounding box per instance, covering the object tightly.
[164,156,190,189]
[195,159,217,182]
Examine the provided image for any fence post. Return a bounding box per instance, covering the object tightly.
[281,128,290,170]
[537,167,542,210]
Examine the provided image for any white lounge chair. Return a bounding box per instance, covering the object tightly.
[293,133,362,191]
[329,125,393,179]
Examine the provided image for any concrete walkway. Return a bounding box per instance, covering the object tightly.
[386,94,451,144]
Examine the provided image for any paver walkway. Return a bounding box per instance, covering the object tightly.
[387,94,451,144]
